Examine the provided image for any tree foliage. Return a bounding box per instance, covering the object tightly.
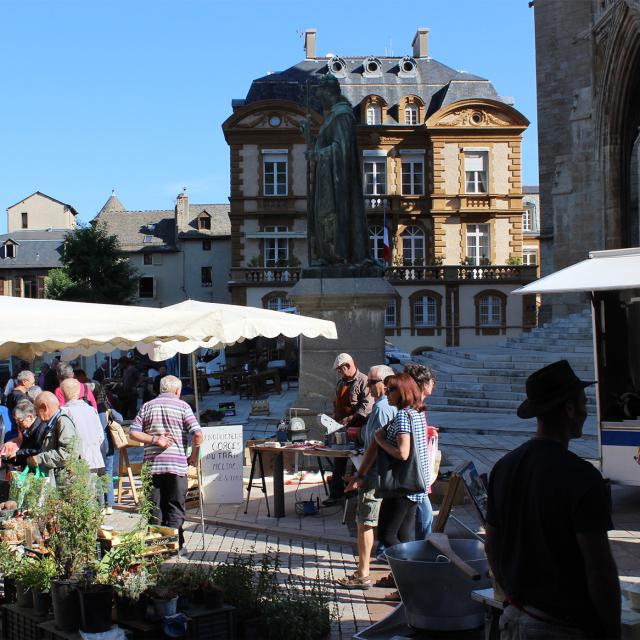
[45,222,138,304]
[43,268,75,300]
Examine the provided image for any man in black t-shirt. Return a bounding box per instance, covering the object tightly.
[486,360,621,639]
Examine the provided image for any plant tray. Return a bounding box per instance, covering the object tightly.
[186,604,236,639]
[2,603,53,640]
[98,525,179,558]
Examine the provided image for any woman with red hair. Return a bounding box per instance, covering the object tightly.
[349,372,430,549]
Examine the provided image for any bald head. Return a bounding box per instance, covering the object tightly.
[60,378,81,401]
[35,391,60,421]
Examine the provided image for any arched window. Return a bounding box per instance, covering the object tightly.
[409,289,442,336]
[402,225,425,266]
[479,295,502,326]
[369,225,384,261]
[413,295,437,327]
[263,292,292,311]
[366,104,382,125]
[474,290,507,335]
[405,103,418,125]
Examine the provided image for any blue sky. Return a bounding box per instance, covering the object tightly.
[0,0,537,231]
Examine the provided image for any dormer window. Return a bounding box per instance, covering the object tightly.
[367,104,382,125]
[3,242,16,259]
[143,235,153,244]
[364,57,382,76]
[400,56,417,75]
[198,213,212,230]
[328,56,346,77]
[405,104,418,125]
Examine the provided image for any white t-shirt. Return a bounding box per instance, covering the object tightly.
[63,402,105,471]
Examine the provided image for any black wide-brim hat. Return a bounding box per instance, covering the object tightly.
[517,359,595,419]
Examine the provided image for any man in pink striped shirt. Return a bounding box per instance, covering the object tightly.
[130,375,203,551]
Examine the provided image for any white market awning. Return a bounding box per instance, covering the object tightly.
[0,296,337,361]
[512,247,640,295]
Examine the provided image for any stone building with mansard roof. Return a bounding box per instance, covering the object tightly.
[223,28,537,352]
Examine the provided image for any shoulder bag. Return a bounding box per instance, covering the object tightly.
[107,410,129,449]
[376,410,427,499]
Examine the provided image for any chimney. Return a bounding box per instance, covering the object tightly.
[304,29,317,59]
[412,28,429,58]
[175,188,189,241]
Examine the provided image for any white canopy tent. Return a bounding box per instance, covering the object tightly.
[512,247,640,296]
[0,296,337,361]
[0,295,337,547]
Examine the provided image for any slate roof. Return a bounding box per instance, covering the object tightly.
[95,203,230,252]
[99,193,126,214]
[0,230,66,269]
[523,185,539,194]
[244,57,502,117]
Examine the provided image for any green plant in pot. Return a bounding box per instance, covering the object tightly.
[260,574,336,640]
[0,541,20,604]
[13,555,34,608]
[19,555,58,616]
[97,531,149,621]
[41,455,103,632]
[77,564,114,633]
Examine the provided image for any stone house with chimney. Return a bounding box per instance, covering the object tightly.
[95,191,231,307]
[223,28,537,352]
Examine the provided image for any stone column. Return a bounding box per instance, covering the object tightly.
[290,277,397,415]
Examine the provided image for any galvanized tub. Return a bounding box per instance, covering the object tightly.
[385,538,491,631]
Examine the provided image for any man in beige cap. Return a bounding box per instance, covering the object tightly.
[325,353,373,505]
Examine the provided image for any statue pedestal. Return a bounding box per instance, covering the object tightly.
[290,277,397,416]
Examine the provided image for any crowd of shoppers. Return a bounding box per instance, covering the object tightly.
[329,354,436,595]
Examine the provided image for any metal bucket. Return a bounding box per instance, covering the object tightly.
[385,538,491,631]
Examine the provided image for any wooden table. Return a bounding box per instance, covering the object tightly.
[246,444,359,518]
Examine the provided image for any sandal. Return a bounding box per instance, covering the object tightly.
[336,572,371,590]
[383,590,401,602]
[374,573,396,588]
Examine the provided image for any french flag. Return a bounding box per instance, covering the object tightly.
[383,207,391,263]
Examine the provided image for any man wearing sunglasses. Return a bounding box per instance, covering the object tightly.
[324,353,373,506]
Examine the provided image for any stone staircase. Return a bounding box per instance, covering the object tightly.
[416,310,595,414]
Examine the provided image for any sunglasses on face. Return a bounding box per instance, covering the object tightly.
[367,379,381,386]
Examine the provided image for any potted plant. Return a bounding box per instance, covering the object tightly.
[0,541,20,604]
[14,556,34,608]
[260,576,336,640]
[148,584,179,618]
[42,456,103,632]
[77,565,114,633]
[111,567,153,620]
[19,555,58,616]
[97,530,149,621]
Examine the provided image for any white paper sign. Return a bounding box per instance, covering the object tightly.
[200,425,244,504]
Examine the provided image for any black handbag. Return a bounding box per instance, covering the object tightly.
[375,410,426,499]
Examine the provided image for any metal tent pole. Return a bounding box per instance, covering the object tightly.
[191,352,206,550]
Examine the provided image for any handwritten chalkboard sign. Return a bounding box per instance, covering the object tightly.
[200,425,244,504]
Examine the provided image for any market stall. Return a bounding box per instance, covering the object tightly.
[513,247,640,485]
[0,296,337,637]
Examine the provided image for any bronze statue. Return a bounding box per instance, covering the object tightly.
[302,74,377,274]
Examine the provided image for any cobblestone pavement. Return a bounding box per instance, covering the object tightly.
[112,389,640,639]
